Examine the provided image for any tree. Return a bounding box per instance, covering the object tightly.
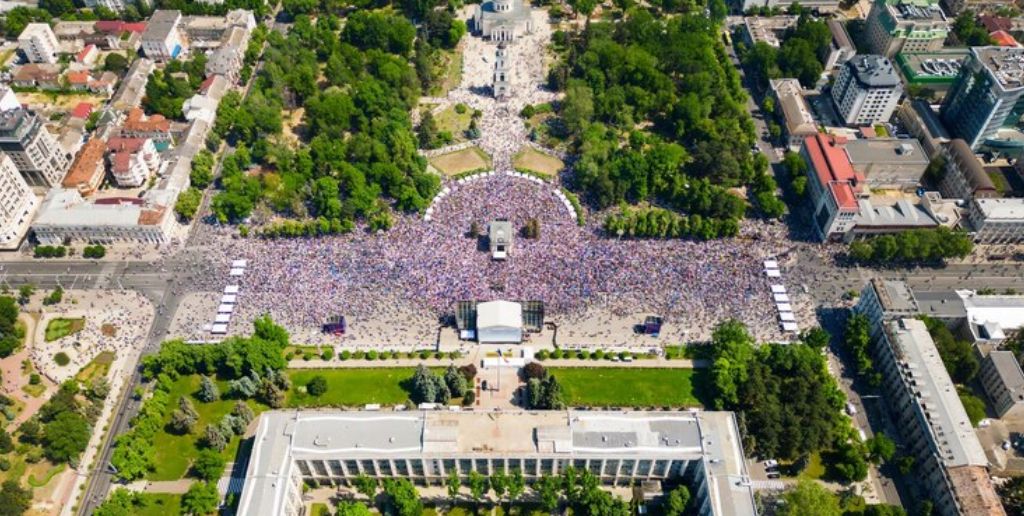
[175,188,203,221]
[444,366,467,398]
[94,489,147,516]
[170,396,200,434]
[307,375,328,396]
[959,390,986,426]
[665,485,691,515]
[104,53,129,73]
[562,81,594,136]
[507,469,525,503]
[779,479,841,516]
[382,479,422,516]
[522,362,546,380]
[469,470,487,503]
[536,475,560,512]
[411,364,438,403]
[198,376,219,402]
[446,470,460,498]
[829,440,869,482]
[0,480,31,516]
[202,424,227,451]
[866,433,896,464]
[43,411,90,464]
[192,449,226,482]
[417,111,439,149]
[490,471,508,499]
[39,0,74,17]
[952,11,994,46]
[336,501,373,516]
[998,475,1024,514]
[0,296,21,357]
[181,481,219,515]
[801,327,830,350]
[354,474,377,500]
[0,430,12,454]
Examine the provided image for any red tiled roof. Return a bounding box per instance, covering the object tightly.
[70,102,93,119]
[803,134,860,210]
[199,76,216,94]
[76,44,96,62]
[110,152,132,173]
[991,30,1019,47]
[106,136,148,153]
[123,22,147,33]
[62,138,107,194]
[980,15,1013,33]
[124,108,170,133]
[66,71,90,85]
[94,20,124,33]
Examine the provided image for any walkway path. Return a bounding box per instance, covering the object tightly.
[286,357,708,369]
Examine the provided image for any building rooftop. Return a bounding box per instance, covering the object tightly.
[847,55,902,88]
[855,198,936,227]
[828,19,855,52]
[885,318,989,468]
[123,108,170,133]
[34,188,169,228]
[845,138,928,167]
[973,46,1024,92]
[976,197,1024,220]
[804,134,863,209]
[141,10,181,42]
[945,465,1007,516]
[890,1,947,22]
[0,109,38,141]
[987,350,1024,399]
[871,278,920,313]
[743,16,799,47]
[896,49,969,84]
[240,410,755,516]
[770,78,818,138]
[62,138,106,194]
[991,30,1019,48]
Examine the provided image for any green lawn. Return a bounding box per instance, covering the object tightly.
[311,502,330,516]
[76,351,115,383]
[149,375,267,481]
[547,368,709,408]
[287,368,421,407]
[134,493,183,516]
[44,318,85,342]
[435,105,473,142]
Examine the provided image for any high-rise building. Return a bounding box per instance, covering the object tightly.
[83,0,129,12]
[832,55,904,126]
[17,24,59,64]
[864,0,949,58]
[941,46,1024,150]
[493,43,510,100]
[0,153,37,250]
[0,109,70,188]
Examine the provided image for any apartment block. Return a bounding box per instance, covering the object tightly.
[0,109,70,188]
[0,153,37,250]
[832,55,904,126]
[17,24,59,64]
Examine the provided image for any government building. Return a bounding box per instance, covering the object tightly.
[237,410,756,516]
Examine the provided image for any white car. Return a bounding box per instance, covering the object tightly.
[764,459,779,469]
[845,402,857,416]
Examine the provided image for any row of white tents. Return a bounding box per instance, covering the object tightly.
[766,260,798,334]
[210,260,247,335]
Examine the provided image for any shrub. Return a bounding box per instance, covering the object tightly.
[523,362,546,380]
[53,352,70,366]
[592,350,604,360]
[535,349,549,360]
[307,375,328,397]
[29,374,40,385]
[455,103,468,114]
[353,351,365,359]
[449,351,461,359]
[321,348,334,361]
[419,351,430,360]
[560,349,571,359]
[434,351,443,359]
[367,350,378,360]
[340,350,351,360]
[285,352,294,361]
[0,458,9,471]
[462,391,475,406]
[302,352,314,361]
[577,350,589,360]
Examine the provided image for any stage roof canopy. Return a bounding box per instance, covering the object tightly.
[477,300,523,343]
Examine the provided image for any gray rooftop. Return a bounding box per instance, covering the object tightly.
[239,410,755,516]
[855,198,936,227]
[973,46,1024,92]
[885,318,989,468]
[847,54,901,88]
[0,109,37,141]
[142,10,181,42]
[845,138,928,166]
[874,278,919,313]
[988,351,1024,402]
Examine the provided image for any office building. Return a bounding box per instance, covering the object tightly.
[980,351,1024,422]
[0,109,70,188]
[832,55,904,126]
[873,318,1005,516]
[141,10,186,61]
[864,0,949,58]
[238,410,757,516]
[894,49,970,100]
[770,79,818,151]
[733,0,839,15]
[856,278,920,339]
[941,46,1024,150]
[941,0,1015,15]
[742,16,799,48]
[965,197,1024,243]
[845,137,928,191]
[17,24,59,64]
[32,188,176,245]
[914,288,1024,345]
[83,0,130,12]
[0,154,37,250]
[802,134,864,240]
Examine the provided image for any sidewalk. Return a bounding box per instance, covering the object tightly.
[287,357,709,369]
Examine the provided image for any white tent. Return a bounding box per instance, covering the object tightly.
[224,285,240,294]
[217,304,234,314]
[778,312,796,322]
[771,285,787,294]
[781,322,799,332]
[763,260,779,270]
[215,313,231,323]
[230,268,245,276]
[211,324,228,334]
[766,269,782,278]
[773,293,790,303]
[476,300,523,344]
[231,259,248,268]
[776,303,793,312]
[221,294,237,304]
